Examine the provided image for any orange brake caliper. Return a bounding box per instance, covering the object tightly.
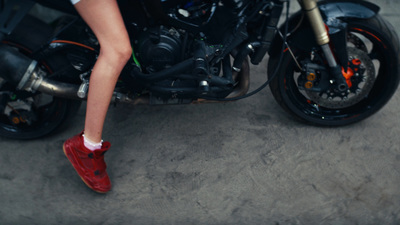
[341,59,362,88]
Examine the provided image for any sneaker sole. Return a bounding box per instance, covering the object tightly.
[63,144,109,194]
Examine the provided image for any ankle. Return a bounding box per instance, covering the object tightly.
[82,134,103,151]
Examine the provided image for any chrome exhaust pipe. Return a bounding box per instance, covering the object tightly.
[15,60,83,99]
[0,45,152,103]
[0,44,82,99]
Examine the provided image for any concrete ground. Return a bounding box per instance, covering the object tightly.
[1,0,400,224]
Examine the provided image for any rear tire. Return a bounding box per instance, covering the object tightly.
[0,16,81,139]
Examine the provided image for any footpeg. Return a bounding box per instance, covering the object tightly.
[77,80,89,98]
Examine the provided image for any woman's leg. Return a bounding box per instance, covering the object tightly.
[62,0,132,193]
[74,0,132,143]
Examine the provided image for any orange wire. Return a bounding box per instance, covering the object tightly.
[51,40,95,51]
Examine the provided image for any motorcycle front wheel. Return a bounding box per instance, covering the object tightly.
[268,15,400,126]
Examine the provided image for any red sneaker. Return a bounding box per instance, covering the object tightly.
[63,132,111,193]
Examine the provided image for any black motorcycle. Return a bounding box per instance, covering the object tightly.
[0,0,398,139]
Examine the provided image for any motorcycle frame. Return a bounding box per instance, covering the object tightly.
[0,0,381,103]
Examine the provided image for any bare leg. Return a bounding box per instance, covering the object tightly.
[74,0,132,143]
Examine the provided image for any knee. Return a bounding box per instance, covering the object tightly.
[101,43,132,66]
[117,46,132,63]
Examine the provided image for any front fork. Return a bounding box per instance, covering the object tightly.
[298,0,348,91]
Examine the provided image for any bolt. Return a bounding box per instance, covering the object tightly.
[305,81,313,89]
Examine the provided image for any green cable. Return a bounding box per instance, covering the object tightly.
[131,47,141,68]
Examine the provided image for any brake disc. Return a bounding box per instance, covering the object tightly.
[306,47,376,109]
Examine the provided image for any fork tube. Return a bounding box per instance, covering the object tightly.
[300,0,338,68]
[299,0,349,90]
[300,0,329,46]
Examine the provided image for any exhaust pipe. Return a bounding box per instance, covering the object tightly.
[0,44,82,99]
[0,45,169,104]
[17,62,83,99]
[0,45,152,103]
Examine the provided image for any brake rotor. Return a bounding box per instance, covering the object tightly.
[306,47,376,109]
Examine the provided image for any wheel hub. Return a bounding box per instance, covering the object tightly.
[306,47,376,109]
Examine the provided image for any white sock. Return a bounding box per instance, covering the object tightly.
[82,134,103,151]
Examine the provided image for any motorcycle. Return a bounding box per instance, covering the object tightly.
[0,0,398,139]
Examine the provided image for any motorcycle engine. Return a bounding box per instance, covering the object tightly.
[136,26,182,73]
[134,0,251,72]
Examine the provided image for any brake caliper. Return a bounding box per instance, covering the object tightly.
[297,60,331,92]
[341,58,362,89]
[305,47,376,109]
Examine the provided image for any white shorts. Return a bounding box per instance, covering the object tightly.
[70,0,80,4]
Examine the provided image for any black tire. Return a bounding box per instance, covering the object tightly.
[0,16,81,139]
[268,15,400,126]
